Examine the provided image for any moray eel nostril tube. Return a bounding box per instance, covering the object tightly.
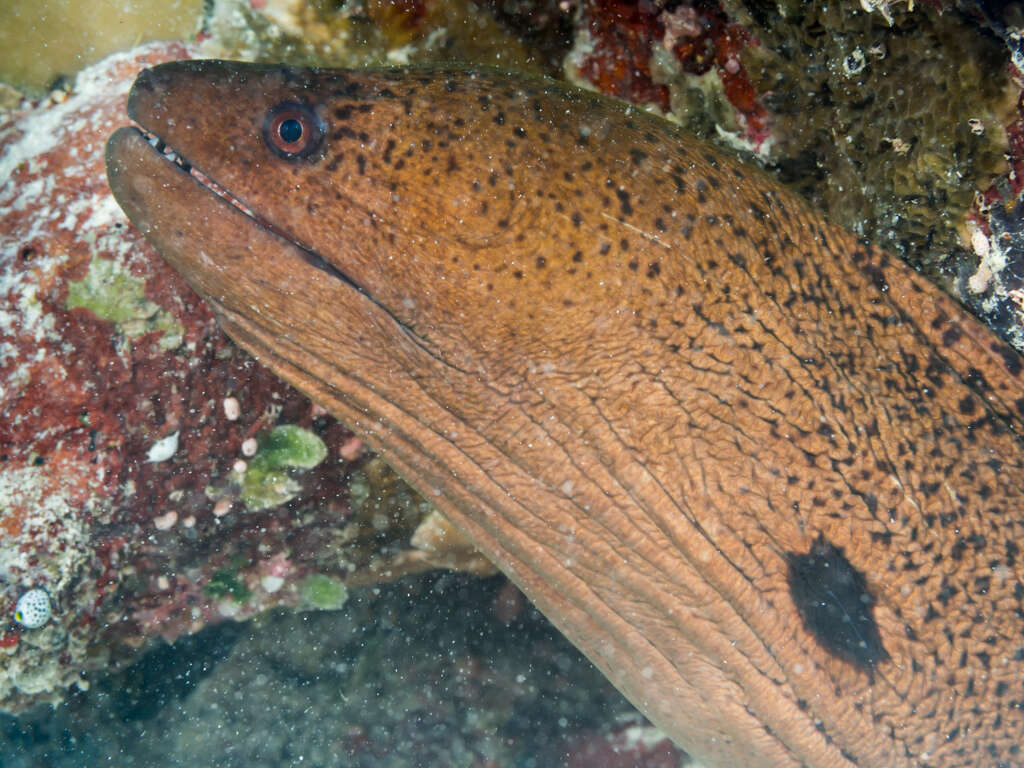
[105,60,1024,768]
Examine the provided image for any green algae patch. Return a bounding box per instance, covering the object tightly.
[205,569,252,603]
[240,425,328,511]
[300,574,348,611]
[65,256,183,350]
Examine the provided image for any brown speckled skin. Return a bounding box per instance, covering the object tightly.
[106,62,1024,768]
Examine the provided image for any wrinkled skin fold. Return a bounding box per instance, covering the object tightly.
[106,61,1024,768]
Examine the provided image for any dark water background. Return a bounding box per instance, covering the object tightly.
[1,573,637,768]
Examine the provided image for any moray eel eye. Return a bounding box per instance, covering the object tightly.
[263,102,325,160]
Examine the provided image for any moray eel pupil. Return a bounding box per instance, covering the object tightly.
[278,117,302,143]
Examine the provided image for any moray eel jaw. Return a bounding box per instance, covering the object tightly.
[107,61,1024,768]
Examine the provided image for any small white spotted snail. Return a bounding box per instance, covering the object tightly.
[14,588,51,629]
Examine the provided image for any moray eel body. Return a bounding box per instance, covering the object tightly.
[106,61,1024,767]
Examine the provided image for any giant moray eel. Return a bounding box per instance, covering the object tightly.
[105,61,1024,767]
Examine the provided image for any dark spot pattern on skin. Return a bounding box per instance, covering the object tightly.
[993,343,1024,376]
[943,325,963,347]
[696,179,709,204]
[616,188,633,217]
[862,265,889,293]
[324,154,343,173]
[788,536,890,675]
[334,81,362,99]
